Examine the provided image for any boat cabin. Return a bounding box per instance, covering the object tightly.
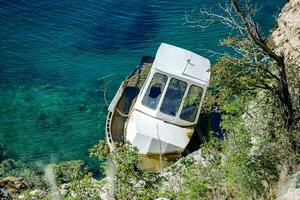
[106,43,210,170]
[133,43,210,126]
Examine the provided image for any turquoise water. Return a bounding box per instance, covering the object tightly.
[0,0,285,169]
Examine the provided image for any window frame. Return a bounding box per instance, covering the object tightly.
[137,69,206,125]
[179,84,204,122]
[159,77,188,117]
[141,72,168,110]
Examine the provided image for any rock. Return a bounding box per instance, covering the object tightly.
[41,84,54,90]
[29,189,38,196]
[1,159,15,170]
[28,189,47,199]
[270,0,300,64]
[0,176,29,194]
[29,189,42,196]
[0,188,13,200]
[0,144,7,162]
[78,104,86,111]
[278,171,300,200]
[38,112,48,121]
[59,183,70,195]
[0,148,4,162]
[159,149,206,192]
[18,194,26,200]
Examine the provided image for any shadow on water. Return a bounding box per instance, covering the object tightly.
[76,1,159,53]
[122,4,159,49]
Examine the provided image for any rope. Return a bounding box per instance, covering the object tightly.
[115,107,129,118]
[102,75,125,106]
[157,124,163,170]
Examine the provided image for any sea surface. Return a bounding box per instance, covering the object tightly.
[0,0,285,171]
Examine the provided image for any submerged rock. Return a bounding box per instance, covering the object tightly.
[0,145,6,162]
[78,104,86,111]
[38,112,48,121]
[0,159,15,172]
[41,84,54,90]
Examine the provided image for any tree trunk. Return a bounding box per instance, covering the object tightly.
[277,58,294,130]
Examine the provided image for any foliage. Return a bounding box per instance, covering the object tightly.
[183,85,203,108]
[161,94,296,199]
[50,160,88,185]
[192,0,296,129]
[90,142,163,200]
[64,174,105,200]
[89,140,110,161]
[222,114,277,199]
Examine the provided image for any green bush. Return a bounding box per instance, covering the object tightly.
[50,160,88,185]
[90,142,162,199]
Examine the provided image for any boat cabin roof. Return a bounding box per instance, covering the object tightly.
[153,43,210,86]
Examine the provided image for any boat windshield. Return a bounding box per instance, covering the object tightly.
[180,85,203,122]
[142,72,168,109]
[160,78,187,116]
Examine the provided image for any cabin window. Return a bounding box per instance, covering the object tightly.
[160,78,187,116]
[180,85,203,122]
[142,72,168,109]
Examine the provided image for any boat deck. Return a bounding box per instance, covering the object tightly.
[106,57,153,146]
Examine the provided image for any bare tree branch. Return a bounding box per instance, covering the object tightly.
[185,0,295,129]
[231,0,294,129]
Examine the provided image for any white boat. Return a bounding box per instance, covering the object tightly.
[106,43,211,170]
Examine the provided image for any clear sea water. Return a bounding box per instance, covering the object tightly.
[0,0,285,170]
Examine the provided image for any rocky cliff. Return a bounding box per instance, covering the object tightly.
[270,0,300,64]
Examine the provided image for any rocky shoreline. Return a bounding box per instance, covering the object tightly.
[0,159,104,199]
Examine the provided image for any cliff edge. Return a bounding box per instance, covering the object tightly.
[270,0,300,63]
